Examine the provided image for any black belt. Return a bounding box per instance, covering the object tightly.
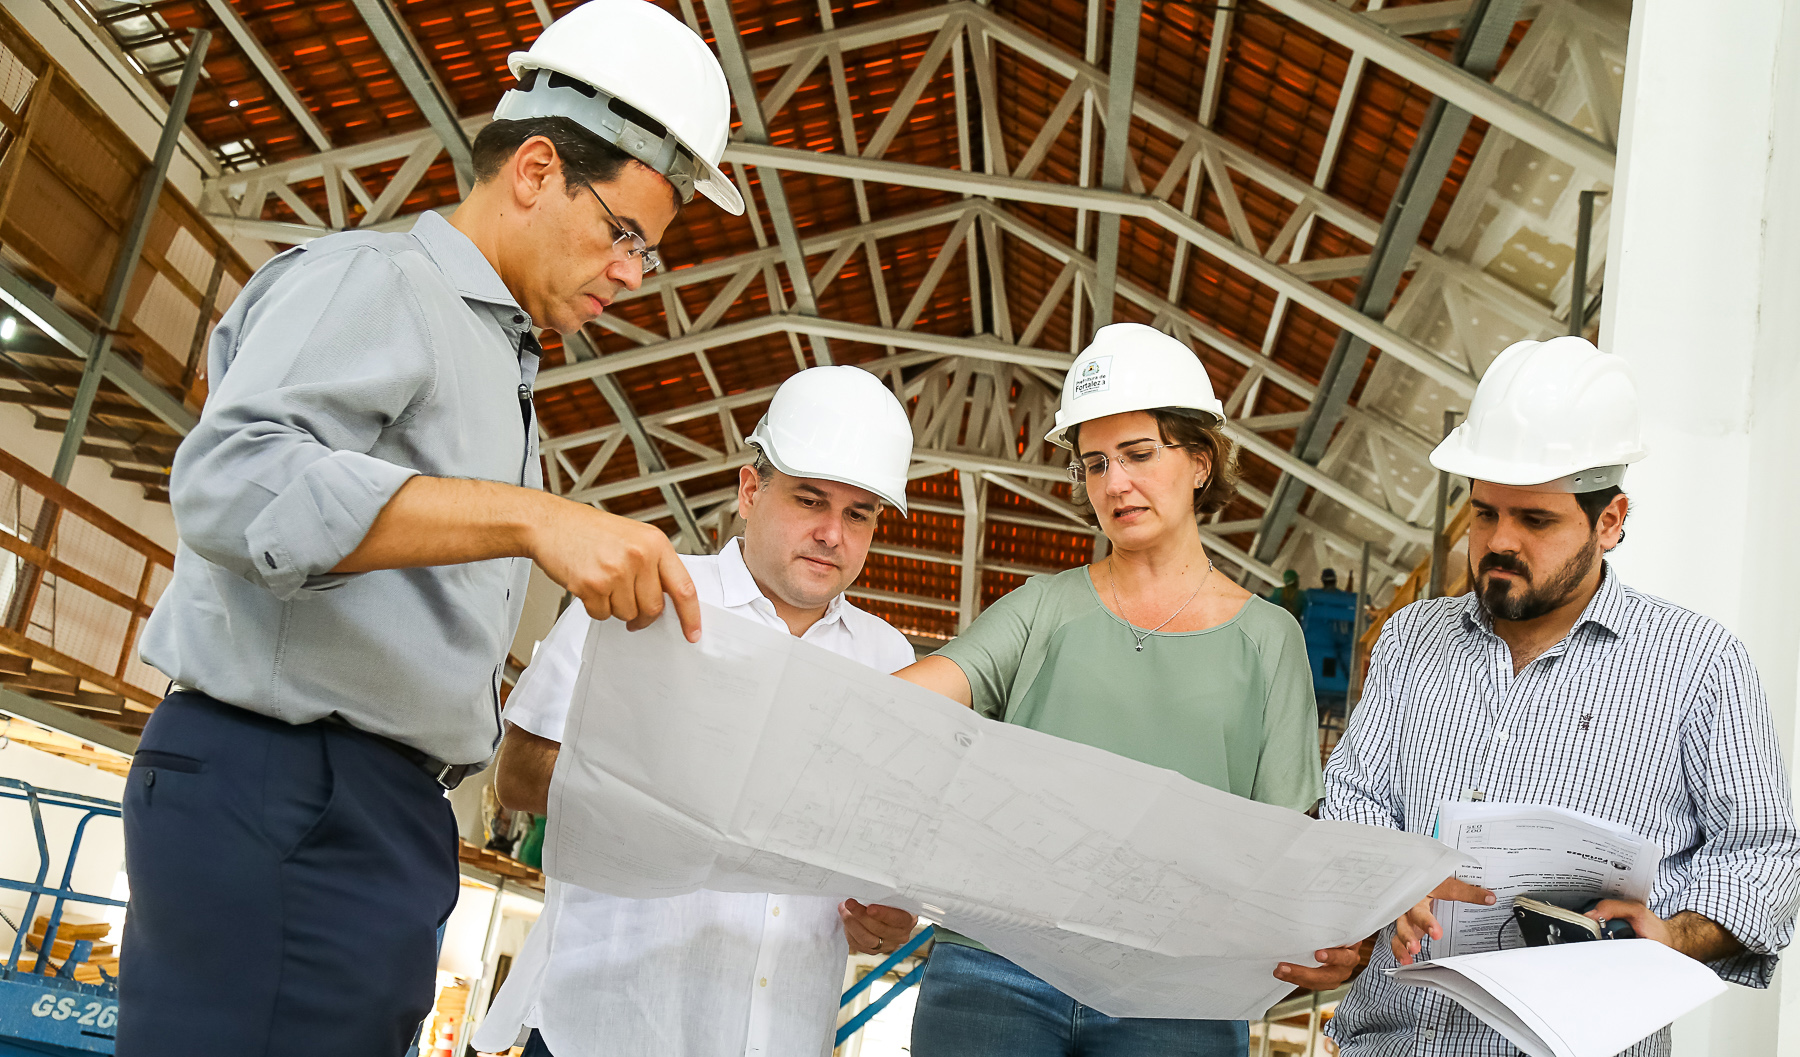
[166,685,484,790]
[318,715,484,790]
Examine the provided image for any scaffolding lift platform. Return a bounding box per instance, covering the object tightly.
[0,778,123,1056]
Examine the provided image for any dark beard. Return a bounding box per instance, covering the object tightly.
[1475,536,1599,622]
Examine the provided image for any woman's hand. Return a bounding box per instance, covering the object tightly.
[895,656,974,709]
[839,899,919,956]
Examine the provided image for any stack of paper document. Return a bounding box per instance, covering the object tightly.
[1388,940,1725,1057]
[1434,801,1662,957]
[545,604,1471,1020]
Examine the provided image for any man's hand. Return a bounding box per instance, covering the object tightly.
[1393,877,1496,966]
[333,478,702,641]
[528,500,701,641]
[839,900,917,956]
[1275,941,1364,990]
[1585,901,1744,963]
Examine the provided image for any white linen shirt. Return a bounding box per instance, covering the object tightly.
[473,538,916,1057]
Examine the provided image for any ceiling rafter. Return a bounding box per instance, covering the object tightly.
[199,0,333,152]
[705,0,833,365]
[1255,0,1612,175]
[56,0,1626,634]
[346,0,476,191]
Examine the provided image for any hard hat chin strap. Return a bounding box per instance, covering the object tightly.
[495,69,701,202]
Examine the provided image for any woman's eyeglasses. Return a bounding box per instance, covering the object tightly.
[1067,443,1190,483]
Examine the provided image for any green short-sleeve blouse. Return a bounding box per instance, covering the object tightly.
[928,566,1324,954]
[936,565,1323,809]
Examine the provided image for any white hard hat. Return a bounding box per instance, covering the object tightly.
[746,367,914,515]
[1430,336,1647,492]
[1045,323,1226,450]
[493,0,744,215]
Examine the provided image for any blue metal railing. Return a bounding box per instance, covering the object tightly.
[835,924,935,1047]
[0,776,125,1055]
[0,779,126,979]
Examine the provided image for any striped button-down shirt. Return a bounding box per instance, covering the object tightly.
[1322,563,1800,1057]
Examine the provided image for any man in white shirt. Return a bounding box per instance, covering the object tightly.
[473,366,923,1057]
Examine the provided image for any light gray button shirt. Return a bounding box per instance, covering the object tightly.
[141,211,542,764]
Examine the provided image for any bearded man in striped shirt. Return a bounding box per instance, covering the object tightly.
[1322,337,1800,1057]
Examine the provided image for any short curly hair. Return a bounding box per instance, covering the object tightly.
[1068,408,1240,528]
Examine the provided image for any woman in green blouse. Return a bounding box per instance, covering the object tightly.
[898,323,1357,1057]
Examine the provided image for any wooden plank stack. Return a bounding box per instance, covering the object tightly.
[14,916,116,983]
[457,838,545,890]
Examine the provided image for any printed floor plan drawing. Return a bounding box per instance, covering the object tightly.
[547,605,1470,1019]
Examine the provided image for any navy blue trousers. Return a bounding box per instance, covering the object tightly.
[116,691,460,1057]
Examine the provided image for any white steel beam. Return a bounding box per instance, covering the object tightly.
[1367,1,1475,35]
[37,0,220,178]
[725,144,1477,397]
[207,117,484,194]
[1253,0,1612,175]
[535,315,1070,391]
[1088,0,1143,332]
[202,0,333,151]
[198,9,1555,339]
[1197,0,1234,127]
[1201,532,1284,587]
[346,0,475,189]
[570,325,712,551]
[846,587,962,613]
[1224,425,1431,545]
[704,0,834,364]
[958,472,985,630]
[565,444,1063,507]
[0,262,197,434]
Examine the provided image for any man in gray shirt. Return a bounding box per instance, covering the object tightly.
[117,4,744,1053]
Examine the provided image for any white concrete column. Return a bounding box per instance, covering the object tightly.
[1601,1,1800,1053]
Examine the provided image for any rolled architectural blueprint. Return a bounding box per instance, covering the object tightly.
[545,603,1471,1019]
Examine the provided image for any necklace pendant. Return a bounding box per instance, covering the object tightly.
[1134,642,1145,652]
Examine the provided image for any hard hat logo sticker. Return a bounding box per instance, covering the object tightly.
[1074,356,1112,398]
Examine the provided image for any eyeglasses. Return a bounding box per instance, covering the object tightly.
[1067,443,1190,483]
[587,185,662,275]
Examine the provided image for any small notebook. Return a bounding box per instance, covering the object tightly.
[1386,940,1725,1057]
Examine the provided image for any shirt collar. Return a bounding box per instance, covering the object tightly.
[1459,558,1628,641]
[409,211,528,317]
[717,537,850,630]
[1575,560,1629,638]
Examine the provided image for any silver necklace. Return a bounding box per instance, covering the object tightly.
[1108,557,1215,652]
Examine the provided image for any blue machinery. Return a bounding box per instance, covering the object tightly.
[835,923,935,1046]
[1301,588,1357,715]
[0,778,124,1056]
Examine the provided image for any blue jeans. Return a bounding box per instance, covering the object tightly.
[911,943,1248,1057]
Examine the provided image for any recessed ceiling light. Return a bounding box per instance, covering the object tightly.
[229,99,239,107]
[1,317,16,341]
